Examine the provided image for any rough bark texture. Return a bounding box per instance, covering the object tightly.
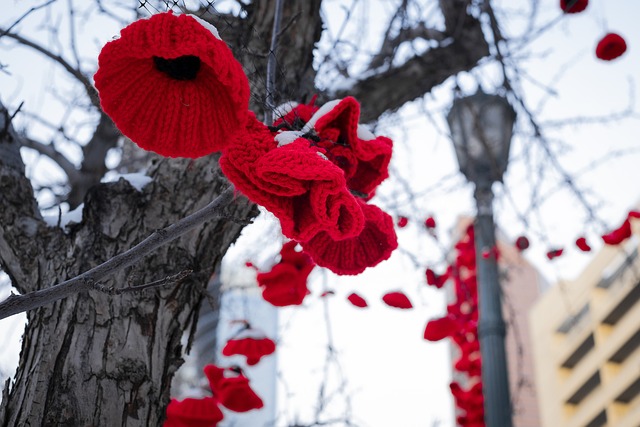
[0,0,490,425]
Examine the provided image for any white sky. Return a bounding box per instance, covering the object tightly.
[2,1,640,426]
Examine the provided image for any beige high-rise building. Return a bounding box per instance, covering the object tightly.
[530,234,640,427]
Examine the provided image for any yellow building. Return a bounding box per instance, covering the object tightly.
[530,236,640,427]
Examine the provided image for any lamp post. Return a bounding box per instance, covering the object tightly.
[446,89,516,427]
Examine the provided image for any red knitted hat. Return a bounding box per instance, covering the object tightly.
[164,397,223,427]
[221,118,365,242]
[300,201,397,275]
[94,12,250,158]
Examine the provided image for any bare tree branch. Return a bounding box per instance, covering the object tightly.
[0,29,100,108]
[20,136,81,182]
[0,187,236,320]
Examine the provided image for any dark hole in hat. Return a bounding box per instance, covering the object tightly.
[153,55,201,80]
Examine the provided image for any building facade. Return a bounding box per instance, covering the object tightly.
[530,236,640,427]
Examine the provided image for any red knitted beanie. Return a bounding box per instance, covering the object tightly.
[300,201,398,275]
[94,12,250,158]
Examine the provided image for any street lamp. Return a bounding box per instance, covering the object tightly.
[446,89,516,427]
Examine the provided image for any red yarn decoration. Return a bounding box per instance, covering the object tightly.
[347,292,368,308]
[546,248,564,260]
[397,216,409,228]
[382,291,413,309]
[94,12,250,158]
[575,237,591,252]
[204,365,263,413]
[602,218,632,245]
[424,216,436,229]
[164,397,223,427]
[560,0,588,13]
[515,235,530,251]
[300,201,398,275]
[220,115,365,242]
[222,335,276,366]
[595,33,627,61]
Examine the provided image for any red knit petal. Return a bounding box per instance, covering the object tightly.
[602,218,632,245]
[347,292,368,308]
[222,337,276,366]
[546,248,564,260]
[164,397,223,427]
[423,316,458,341]
[575,237,591,252]
[94,12,250,158]
[257,264,310,307]
[397,216,409,228]
[273,100,319,129]
[560,0,588,13]
[382,291,413,309]
[595,33,627,61]
[300,202,398,275]
[424,216,436,229]
[217,376,263,412]
[515,235,530,251]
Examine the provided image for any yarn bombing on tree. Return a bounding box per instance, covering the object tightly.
[595,33,627,61]
[95,11,398,276]
[94,12,250,158]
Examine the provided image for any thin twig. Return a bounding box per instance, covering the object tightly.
[20,136,81,182]
[0,187,236,320]
[264,0,284,125]
[92,269,193,295]
[0,29,100,108]
[0,0,57,39]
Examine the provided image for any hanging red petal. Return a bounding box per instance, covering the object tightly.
[628,210,640,219]
[560,0,588,13]
[595,33,627,61]
[423,315,459,341]
[397,216,409,228]
[204,365,263,413]
[382,291,413,309]
[222,332,276,366]
[602,218,632,245]
[300,201,398,275]
[424,216,437,229]
[257,263,311,307]
[164,397,224,427]
[94,12,250,158]
[515,235,530,251]
[575,237,591,252]
[546,248,564,260]
[425,268,449,288]
[347,292,368,308]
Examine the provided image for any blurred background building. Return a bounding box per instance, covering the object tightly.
[530,233,640,427]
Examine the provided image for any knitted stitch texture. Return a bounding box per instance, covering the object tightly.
[94,12,250,158]
[312,97,393,196]
[300,201,397,275]
[220,115,365,242]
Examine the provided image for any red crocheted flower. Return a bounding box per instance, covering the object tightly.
[347,292,368,308]
[307,97,393,196]
[204,365,264,413]
[382,291,413,309]
[164,397,223,427]
[222,328,276,366]
[220,116,365,242]
[575,237,591,252]
[94,12,250,158]
[602,218,632,245]
[300,201,398,275]
[596,33,627,61]
[273,98,319,130]
[560,0,587,13]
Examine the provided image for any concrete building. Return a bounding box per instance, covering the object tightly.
[530,235,640,427]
